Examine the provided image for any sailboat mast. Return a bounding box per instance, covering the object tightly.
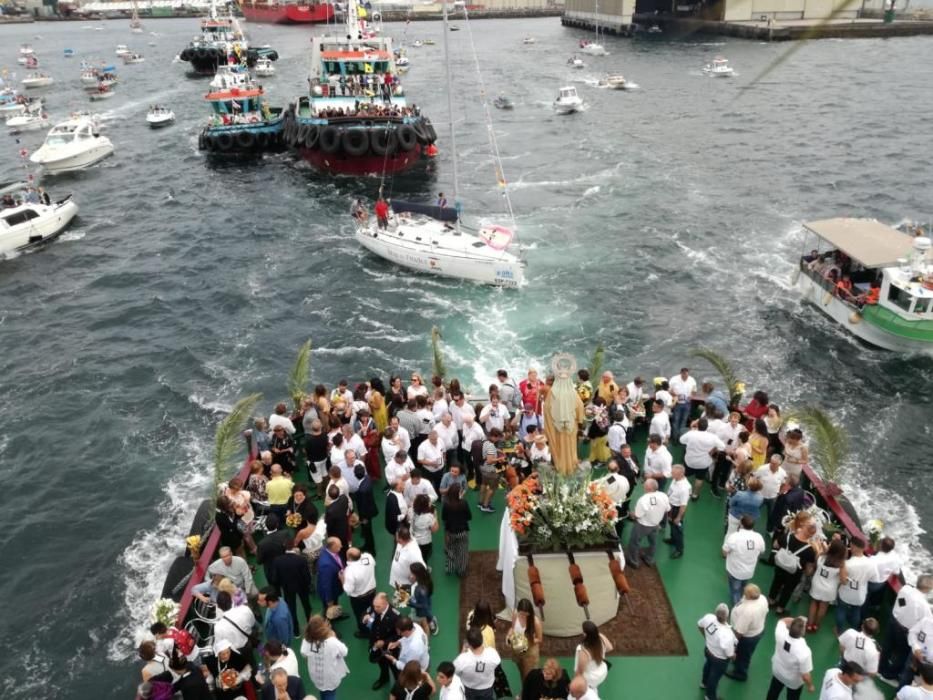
[594,0,600,42]
[441,0,459,206]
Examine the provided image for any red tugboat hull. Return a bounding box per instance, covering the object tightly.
[240,2,334,24]
[298,144,424,176]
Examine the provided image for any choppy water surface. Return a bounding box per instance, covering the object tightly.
[0,16,930,699]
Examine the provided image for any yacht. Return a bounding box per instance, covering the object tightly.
[146,105,175,128]
[30,116,114,174]
[115,44,131,56]
[703,56,734,77]
[600,74,632,90]
[122,52,145,65]
[254,56,275,77]
[554,86,584,114]
[0,181,79,256]
[568,56,585,69]
[6,101,49,132]
[21,73,54,89]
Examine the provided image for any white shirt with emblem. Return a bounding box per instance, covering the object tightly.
[894,584,933,630]
[633,491,670,527]
[649,412,671,442]
[771,620,813,689]
[723,529,766,581]
[698,613,737,660]
[837,554,876,606]
[389,540,425,588]
[453,647,501,690]
[595,472,629,505]
[909,616,933,663]
[819,668,854,700]
[838,628,879,674]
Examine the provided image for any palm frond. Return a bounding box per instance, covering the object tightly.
[431,326,447,380]
[588,342,605,382]
[689,347,740,397]
[286,339,312,410]
[213,393,263,497]
[788,406,848,483]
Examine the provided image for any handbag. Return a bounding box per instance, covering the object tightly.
[774,532,811,573]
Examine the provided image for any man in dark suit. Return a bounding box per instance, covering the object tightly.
[260,668,305,700]
[767,473,806,534]
[324,486,351,555]
[364,592,400,690]
[271,540,313,635]
[352,464,378,555]
[384,478,407,538]
[256,514,291,588]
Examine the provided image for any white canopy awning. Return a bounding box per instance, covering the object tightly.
[803,218,916,268]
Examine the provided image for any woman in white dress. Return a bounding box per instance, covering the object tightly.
[573,620,613,689]
[806,538,848,633]
[300,615,349,699]
[782,427,809,478]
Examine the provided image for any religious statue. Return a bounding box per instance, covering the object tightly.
[543,353,585,475]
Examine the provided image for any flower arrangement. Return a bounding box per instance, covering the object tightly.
[506,630,530,654]
[507,473,618,550]
[186,535,202,560]
[392,585,411,608]
[150,598,180,628]
[285,513,304,529]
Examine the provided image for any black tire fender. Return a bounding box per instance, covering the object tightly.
[397,124,418,152]
[319,126,341,154]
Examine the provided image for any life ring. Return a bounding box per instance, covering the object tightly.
[397,124,418,152]
[412,120,429,144]
[266,50,279,61]
[304,124,320,149]
[319,126,341,154]
[370,127,398,156]
[195,47,208,61]
[342,128,369,156]
[256,131,269,148]
[215,132,234,151]
[235,131,256,149]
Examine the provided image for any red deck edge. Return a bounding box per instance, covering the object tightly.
[175,439,258,626]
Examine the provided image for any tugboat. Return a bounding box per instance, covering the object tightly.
[178,0,279,76]
[282,0,438,176]
[198,65,285,156]
[239,0,335,24]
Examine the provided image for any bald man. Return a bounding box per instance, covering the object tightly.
[568,674,600,699]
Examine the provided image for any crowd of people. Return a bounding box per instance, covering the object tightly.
[134,365,932,700]
[313,101,420,121]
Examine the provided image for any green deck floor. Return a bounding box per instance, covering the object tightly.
[248,436,895,700]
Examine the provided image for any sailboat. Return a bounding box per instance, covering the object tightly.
[353,2,525,288]
[130,0,144,33]
[579,0,609,56]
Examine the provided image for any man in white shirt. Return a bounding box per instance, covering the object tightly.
[606,411,628,459]
[836,538,876,633]
[479,396,510,434]
[389,525,425,588]
[866,537,902,611]
[385,450,415,488]
[668,367,697,441]
[770,617,815,697]
[460,415,486,487]
[838,618,880,677]
[644,435,673,493]
[680,418,726,501]
[453,628,501,699]
[435,412,459,465]
[404,469,438,506]
[340,449,363,494]
[727,583,770,682]
[390,417,413,454]
[341,423,366,461]
[436,661,466,700]
[665,465,691,559]
[385,615,430,672]
[697,603,737,700]
[624,479,670,569]
[626,377,646,409]
[496,369,521,411]
[881,574,933,683]
[269,402,296,435]
[595,459,630,541]
[649,399,671,444]
[819,661,865,700]
[568,674,600,699]
[342,547,377,637]
[213,590,257,653]
[417,429,446,494]
[722,514,766,605]
[754,455,787,517]
[711,411,745,497]
[896,664,933,700]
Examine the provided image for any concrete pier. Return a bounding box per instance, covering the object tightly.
[629,14,933,39]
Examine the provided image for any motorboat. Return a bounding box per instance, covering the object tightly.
[146,105,176,128]
[0,91,29,118]
[254,56,275,77]
[449,24,460,31]
[795,218,933,355]
[579,39,608,56]
[523,36,536,45]
[493,95,514,110]
[64,48,75,58]
[554,86,584,114]
[703,56,734,77]
[30,116,114,174]
[80,63,101,86]
[122,52,145,64]
[395,54,410,68]
[6,101,49,132]
[115,44,131,56]
[18,44,35,65]
[0,181,79,257]
[568,56,585,69]
[89,85,116,101]
[423,39,435,45]
[600,74,633,90]
[413,40,423,48]
[21,73,54,89]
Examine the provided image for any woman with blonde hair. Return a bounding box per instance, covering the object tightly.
[300,615,349,700]
[223,477,257,555]
[521,657,571,700]
[768,512,818,615]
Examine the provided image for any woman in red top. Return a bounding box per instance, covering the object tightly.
[740,390,769,432]
[519,369,542,412]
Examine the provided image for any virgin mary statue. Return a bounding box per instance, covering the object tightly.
[543,353,585,476]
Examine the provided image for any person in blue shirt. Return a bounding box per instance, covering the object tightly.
[727,478,764,534]
[702,382,731,418]
[259,587,294,643]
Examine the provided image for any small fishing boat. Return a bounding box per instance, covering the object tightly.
[449,24,460,31]
[554,85,584,114]
[122,52,145,65]
[198,65,285,155]
[89,85,116,101]
[0,91,29,118]
[0,181,79,256]
[21,73,54,89]
[493,95,514,110]
[17,44,35,65]
[568,56,585,70]
[703,56,734,77]
[146,104,176,128]
[115,44,131,56]
[98,66,119,88]
[64,48,75,59]
[5,100,49,132]
[412,40,423,48]
[254,56,275,77]
[423,39,435,45]
[600,74,631,90]
[523,36,536,45]
[30,115,114,174]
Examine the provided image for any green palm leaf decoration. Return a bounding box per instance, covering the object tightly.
[789,406,848,484]
[690,347,742,401]
[431,326,447,381]
[213,393,263,499]
[287,339,313,410]
[588,342,605,382]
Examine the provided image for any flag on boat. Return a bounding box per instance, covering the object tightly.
[231,100,241,111]
[358,6,368,17]
[363,63,374,74]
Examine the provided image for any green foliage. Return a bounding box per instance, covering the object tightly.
[431,327,447,381]
[213,393,262,498]
[690,347,741,398]
[789,406,849,484]
[287,339,312,410]
[588,342,605,382]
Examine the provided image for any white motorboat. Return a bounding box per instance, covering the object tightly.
[30,116,114,174]
[600,74,631,90]
[6,101,49,132]
[122,52,145,64]
[81,68,100,86]
[0,181,79,256]
[115,44,131,56]
[703,56,734,77]
[579,40,608,56]
[412,40,423,48]
[523,36,536,45]
[395,55,410,68]
[254,56,275,77]
[146,105,175,128]
[21,73,54,89]
[18,44,35,65]
[89,86,116,101]
[554,86,584,114]
[0,90,28,117]
[568,56,585,69]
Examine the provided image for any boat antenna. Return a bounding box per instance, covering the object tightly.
[460,5,518,235]
[442,0,460,220]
